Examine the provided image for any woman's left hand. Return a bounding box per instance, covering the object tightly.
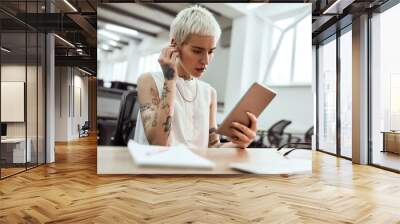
[230,112,258,149]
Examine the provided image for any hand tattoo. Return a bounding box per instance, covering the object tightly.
[208,128,221,147]
[163,116,172,136]
[162,65,175,80]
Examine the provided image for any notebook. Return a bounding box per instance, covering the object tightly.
[127,140,216,170]
[229,158,311,175]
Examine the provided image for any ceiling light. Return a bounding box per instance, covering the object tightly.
[109,40,119,47]
[98,29,120,41]
[54,34,75,48]
[1,47,11,53]
[322,0,353,15]
[78,67,92,76]
[105,24,138,37]
[101,44,111,51]
[63,0,78,12]
[246,3,265,10]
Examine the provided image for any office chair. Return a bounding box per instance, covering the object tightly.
[267,120,293,147]
[110,90,137,146]
[97,90,137,146]
[277,126,314,156]
[249,119,292,148]
[78,121,90,138]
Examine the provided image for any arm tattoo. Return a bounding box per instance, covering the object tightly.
[139,103,152,113]
[161,84,170,99]
[163,116,172,136]
[208,128,222,148]
[162,65,175,80]
[151,88,160,105]
[161,84,171,113]
[152,111,158,127]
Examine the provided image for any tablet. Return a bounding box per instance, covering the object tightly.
[217,82,276,139]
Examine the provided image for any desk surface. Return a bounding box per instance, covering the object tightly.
[1,138,28,143]
[97,146,312,174]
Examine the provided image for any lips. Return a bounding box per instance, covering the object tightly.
[195,67,206,72]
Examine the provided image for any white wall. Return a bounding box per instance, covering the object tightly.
[200,38,230,103]
[54,67,89,141]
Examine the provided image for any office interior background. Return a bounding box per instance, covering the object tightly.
[0,0,398,175]
[96,0,400,173]
[0,0,399,223]
[97,3,314,149]
[0,0,97,179]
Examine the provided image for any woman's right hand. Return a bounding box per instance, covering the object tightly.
[158,44,179,81]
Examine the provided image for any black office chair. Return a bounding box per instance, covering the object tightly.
[106,90,137,146]
[277,126,314,156]
[78,121,90,138]
[249,120,292,148]
[267,120,293,147]
[97,90,137,146]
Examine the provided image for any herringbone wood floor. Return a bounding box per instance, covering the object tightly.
[1,136,400,223]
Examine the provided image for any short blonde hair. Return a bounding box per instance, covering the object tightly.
[170,5,221,46]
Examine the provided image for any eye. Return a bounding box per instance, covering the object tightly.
[208,51,214,55]
[193,50,201,54]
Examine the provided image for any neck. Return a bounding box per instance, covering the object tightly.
[177,62,192,80]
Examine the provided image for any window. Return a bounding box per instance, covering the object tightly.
[112,61,128,81]
[137,53,162,76]
[371,2,400,171]
[317,37,337,155]
[265,14,312,86]
[339,29,352,158]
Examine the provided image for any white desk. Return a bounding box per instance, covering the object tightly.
[1,138,31,163]
[97,146,312,175]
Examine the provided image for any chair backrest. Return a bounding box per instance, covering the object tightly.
[111,90,137,146]
[267,120,292,147]
[82,121,89,129]
[304,126,314,143]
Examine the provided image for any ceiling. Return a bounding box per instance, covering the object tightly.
[1,0,396,74]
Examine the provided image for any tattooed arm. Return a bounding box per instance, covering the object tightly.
[137,73,176,146]
[208,87,258,149]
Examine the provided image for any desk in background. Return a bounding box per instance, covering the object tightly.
[382,131,400,154]
[1,138,32,164]
[97,146,312,175]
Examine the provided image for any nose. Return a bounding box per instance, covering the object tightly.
[200,52,210,65]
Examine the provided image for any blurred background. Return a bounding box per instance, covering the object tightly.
[97,3,313,149]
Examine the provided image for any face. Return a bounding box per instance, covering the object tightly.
[175,34,216,78]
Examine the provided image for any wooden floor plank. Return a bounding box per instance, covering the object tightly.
[0,136,400,223]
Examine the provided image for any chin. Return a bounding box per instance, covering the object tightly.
[192,71,204,78]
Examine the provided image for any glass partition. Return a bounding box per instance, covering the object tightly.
[0,1,46,179]
[317,37,337,155]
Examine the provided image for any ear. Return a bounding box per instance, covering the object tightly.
[170,38,177,46]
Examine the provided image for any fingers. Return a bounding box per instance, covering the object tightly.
[171,52,179,64]
[246,112,257,131]
[231,122,256,140]
[159,46,179,63]
[231,127,250,143]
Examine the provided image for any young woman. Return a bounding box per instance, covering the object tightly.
[134,5,258,149]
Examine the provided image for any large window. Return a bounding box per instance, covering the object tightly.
[340,29,352,158]
[137,53,162,76]
[265,13,312,86]
[371,3,400,171]
[317,37,337,154]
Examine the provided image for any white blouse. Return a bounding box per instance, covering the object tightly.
[134,72,212,150]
